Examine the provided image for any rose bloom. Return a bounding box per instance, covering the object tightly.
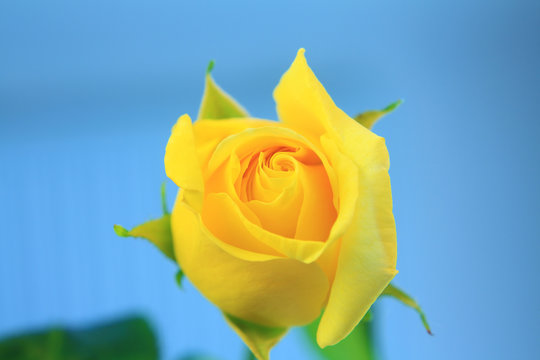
[165,49,397,350]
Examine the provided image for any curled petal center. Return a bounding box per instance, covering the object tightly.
[203,127,338,248]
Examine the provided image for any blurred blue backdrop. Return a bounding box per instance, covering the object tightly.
[1,1,539,359]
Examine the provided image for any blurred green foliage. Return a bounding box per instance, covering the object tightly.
[304,312,377,360]
[0,316,158,360]
[303,283,430,360]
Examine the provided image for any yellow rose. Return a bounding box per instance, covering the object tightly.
[165,49,397,358]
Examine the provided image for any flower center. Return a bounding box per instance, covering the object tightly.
[202,128,337,243]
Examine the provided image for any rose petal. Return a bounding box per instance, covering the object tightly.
[205,192,324,262]
[273,49,397,346]
[294,161,337,242]
[172,199,330,327]
[248,164,303,238]
[192,118,277,174]
[164,114,204,211]
[317,150,397,346]
[203,192,284,257]
[203,126,339,262]
[273,48,342,142]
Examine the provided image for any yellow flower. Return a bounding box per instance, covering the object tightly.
[165,49,397,358]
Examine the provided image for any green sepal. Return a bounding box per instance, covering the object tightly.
[175,269,184,289]
[114,215,175,261]
[354,99,403,129]
[303,313,377,360]
[161,181,170,215]
[198,61,249,120]
[114,182,175,261]
[381,283,432,335]
[223,314,287,360]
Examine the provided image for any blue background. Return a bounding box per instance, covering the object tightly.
[1,1,539,359]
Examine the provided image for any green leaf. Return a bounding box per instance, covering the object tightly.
[0,316,158,360]
[243,347,257,360]
[198,61,249,120]
[303,313,377,360]
[354,99,403,130]
[381,283,432,335]
[223,314,287,360]
[114,214,175,261]
[178,355,222,360]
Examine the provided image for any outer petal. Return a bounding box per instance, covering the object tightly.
[164,114,204,211]
[165,116,289,262]
[273,48,384,156]
[171,198,330,328]
[274,49,345,142]
[274,49,397,346]
[192,118,278,175]
[317,135,397,347]
[273,49,366,261]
